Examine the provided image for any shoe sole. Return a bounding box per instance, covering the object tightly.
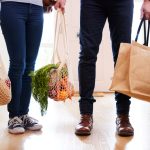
[26,128,42,131]
[117,131,134,137]
[75,131,91,136]
[8,129,25,134]
[25,125,42,131]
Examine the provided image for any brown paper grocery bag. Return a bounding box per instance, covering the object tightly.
[110,41,150,102]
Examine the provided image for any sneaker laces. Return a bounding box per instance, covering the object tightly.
[21,115,38,125]
[9,117,22,127]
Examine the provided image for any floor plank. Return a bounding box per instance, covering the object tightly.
[0,94,150,150]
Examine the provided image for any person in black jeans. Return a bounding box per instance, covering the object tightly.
[75,0,134,136]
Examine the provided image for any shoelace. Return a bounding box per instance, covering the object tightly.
[80,115,92,124]
[118,117,131,126]
[9,117,22,127]
[22,115,38,125]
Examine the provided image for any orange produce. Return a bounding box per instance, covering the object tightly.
[56,90,68,101]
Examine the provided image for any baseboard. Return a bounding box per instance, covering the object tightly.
[74,91,114,97]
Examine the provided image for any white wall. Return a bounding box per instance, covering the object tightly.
[0,28,9,71]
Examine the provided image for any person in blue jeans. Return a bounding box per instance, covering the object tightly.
[75,0,134,136]
[1,0,66,134]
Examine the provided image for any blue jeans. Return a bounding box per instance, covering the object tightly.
[1,2,43,118]
[79,0,133,115]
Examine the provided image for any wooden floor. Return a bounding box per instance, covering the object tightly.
[0,94,150,150]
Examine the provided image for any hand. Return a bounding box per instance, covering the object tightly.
[54,0,66,13]
[43,5,53,13]
[141,1,150,20]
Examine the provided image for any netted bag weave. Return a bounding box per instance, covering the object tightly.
[48,63,74,101]
[0,58,11,105]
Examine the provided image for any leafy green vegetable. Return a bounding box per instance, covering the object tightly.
[29,63,59,115]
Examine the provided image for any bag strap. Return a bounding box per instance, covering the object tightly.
[143,20,150,46]
[135,18,144,42]
[52,11,61,64]
[51,11,69,64]
[146,20,150,46]
[135,18,150,46]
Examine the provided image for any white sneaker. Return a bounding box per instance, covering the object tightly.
[20,115,42,131]
[8,117,25,134]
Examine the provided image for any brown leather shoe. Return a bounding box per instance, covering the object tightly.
[75,114,93,136]
[116,115,134,137]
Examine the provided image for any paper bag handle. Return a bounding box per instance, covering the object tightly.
[135,18,150,46]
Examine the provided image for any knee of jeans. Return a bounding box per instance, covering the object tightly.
[9,61,25,76]
[79,47,99,63]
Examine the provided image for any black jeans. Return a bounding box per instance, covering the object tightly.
[79,0,133,115]
[1,2,43,118]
